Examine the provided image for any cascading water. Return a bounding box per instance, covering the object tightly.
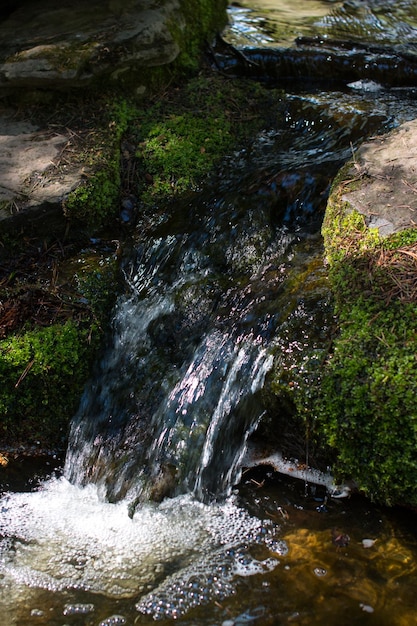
[64,222,280,505]
[63,90,386,508]
[3,2,417,622]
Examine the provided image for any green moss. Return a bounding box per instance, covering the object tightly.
[168,0,228,73]
[64,99,135,229]
[75,252,120,322]
[382,227,417,250]
[0,232,120,451]
[321,164,382,266]
[313,168,417,506]
[315,299,417,506]
[64,75,272,225]
[0,321,99,449]
[132,75,276,205]
[136,109,232,199]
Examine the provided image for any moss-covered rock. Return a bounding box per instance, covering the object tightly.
[0,321,97,449]
[0,0,227,94]
[314,143,417,507]
[0,241,120,451]
[129,75,270,206]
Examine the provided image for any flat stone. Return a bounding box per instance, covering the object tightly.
[0,108,86,220]
[342,119,417,235]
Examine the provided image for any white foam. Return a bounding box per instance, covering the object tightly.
[0,478,284,621]
[347,80,383,92]
[232,554,279,577]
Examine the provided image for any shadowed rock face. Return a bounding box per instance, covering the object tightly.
[0,0,185,92]
[0,1,22,21]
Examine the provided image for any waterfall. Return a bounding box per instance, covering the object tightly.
[63,89,392,507]
[64,202,286,505]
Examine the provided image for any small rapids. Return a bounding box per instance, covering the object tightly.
[63,86,413,507]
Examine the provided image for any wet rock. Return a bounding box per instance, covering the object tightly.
[210,36,417,89]
[331,528,350,548]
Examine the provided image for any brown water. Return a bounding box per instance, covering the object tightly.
[233,468,417,626]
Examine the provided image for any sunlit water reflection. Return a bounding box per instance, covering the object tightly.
[223,0,417,47]
[224,0,343,47]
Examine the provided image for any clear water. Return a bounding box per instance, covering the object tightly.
[223,0,417,47]
[2,2,417,624]
[1,466,417,625]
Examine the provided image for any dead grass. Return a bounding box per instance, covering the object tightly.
[371,243,417,304]
[0,240,88,338]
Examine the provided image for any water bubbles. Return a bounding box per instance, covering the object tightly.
[313,567,327,577]
[0,481,283,623]
[265,537,289,556]
[98,615,126,625]
[136,554,236,620]
[135,503,281,619]
[232,553,279,577]
[63,603,95,616]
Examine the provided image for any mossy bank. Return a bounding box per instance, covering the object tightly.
[0,0,229,454]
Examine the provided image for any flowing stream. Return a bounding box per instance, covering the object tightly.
[2,2,417,625]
